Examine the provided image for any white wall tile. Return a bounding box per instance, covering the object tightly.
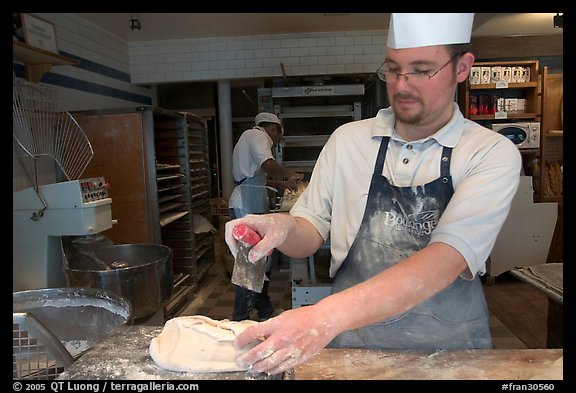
[19,14,390,110]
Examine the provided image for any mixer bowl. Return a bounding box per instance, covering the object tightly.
[64,244,173,319]
[13,287,132,359]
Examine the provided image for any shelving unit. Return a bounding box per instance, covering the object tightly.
[13,41,78,82]
[184,113,215,283]
[73,107,216,319]
[539,67,563,204]
[458,60,542,190]
[459,60,563,282]
[460,60,541,122]
[153,112,197,316]
[539,67,563,264]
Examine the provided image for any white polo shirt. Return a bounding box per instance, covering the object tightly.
[232,126,274,182]
[291,104,522,279]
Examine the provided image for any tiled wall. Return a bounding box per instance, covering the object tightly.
[128,30,387,84]
[13,14,388,112]
[13,13,155,112]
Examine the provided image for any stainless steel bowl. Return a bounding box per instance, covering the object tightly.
[64,244,173,319]
[13,287,132,359]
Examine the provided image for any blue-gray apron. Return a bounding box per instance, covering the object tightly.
[329,136,492,350]
[230,168,269,218]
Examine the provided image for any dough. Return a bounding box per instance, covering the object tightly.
[149,315,259,373]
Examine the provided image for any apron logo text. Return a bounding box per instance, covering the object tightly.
[383,211,439,236]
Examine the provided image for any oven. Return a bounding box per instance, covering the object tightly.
[491,122,540,150]
[258,85,364,177]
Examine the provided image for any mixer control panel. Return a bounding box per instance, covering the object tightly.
[80,177,109,202]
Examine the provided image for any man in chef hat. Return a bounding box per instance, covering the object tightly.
[227,14,522,375]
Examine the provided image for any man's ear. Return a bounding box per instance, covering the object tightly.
[456,52,475,84]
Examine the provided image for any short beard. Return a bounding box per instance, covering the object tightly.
[392,93,425,125]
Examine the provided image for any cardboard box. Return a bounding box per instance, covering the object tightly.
[517,98,526,113]
[496,97,506,113]
[505,98,518,113]
[490,66,502,83]
[481,67,492,84]
[521,67,530,83]
[512,66,523,83]
[502,67,512,83]
[469,67,481,85]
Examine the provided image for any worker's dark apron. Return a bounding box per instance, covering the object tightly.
[329,137,492,350]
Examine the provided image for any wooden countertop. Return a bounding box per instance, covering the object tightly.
[292,348,563,380]
[58,326,563,380]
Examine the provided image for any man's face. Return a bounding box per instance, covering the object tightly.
[270,124,283,145]
[383,46,468,129]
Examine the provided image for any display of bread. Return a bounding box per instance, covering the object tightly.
[149,315,259,373]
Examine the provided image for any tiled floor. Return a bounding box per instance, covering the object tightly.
[179,246,528,349]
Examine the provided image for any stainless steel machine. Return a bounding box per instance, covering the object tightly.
[13,178,113,291]
[13,78,172,323]
[13,77,112,291]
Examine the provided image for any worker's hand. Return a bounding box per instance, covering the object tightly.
[225,213,297,262]
[234,305,337,375]
[283,179,299,192]
[284,173,304,192]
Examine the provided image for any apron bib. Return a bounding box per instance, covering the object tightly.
[229,168,269,217]
[330,137,492,350]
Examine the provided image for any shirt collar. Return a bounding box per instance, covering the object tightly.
[371,103,465,147]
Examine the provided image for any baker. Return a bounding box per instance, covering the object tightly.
[228,112,303,322]
[226,13,522,375]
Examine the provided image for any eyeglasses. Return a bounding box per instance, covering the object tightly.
[377,53,459,85]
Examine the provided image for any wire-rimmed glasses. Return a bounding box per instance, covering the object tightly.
[377,53,459,85]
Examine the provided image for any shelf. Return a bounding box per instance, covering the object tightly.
[159,211,189,226]
[540,196,563,204]
[159,202,185,214]
[545,130,563,137]
[156,163,181,171]
[469,113,539,121]
[158,194,183,203]
[157,184,184,193]
[156,174,185,181]
[519,149,540,156]
[470,82,538,90]
[13,41,79,83]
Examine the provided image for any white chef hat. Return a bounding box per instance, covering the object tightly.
[387,13,474,49]
[255,112,283,133]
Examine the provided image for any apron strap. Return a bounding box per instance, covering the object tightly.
[440,146,452,178]
[234,177,247,186]
[374,136,390,175]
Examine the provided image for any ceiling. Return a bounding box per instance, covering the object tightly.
[77,13,563,43]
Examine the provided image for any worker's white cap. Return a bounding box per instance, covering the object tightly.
[255,112,283,133]
[387,13,474,49]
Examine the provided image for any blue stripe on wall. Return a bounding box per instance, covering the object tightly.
[13,53,152,106]
[60,50,133,84]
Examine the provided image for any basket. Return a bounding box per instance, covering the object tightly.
[210,197,230,216]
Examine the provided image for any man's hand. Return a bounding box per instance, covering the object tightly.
[234,305,337,375]
[224,213,298,262]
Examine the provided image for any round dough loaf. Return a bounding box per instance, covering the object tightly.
[149,315,259,373]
